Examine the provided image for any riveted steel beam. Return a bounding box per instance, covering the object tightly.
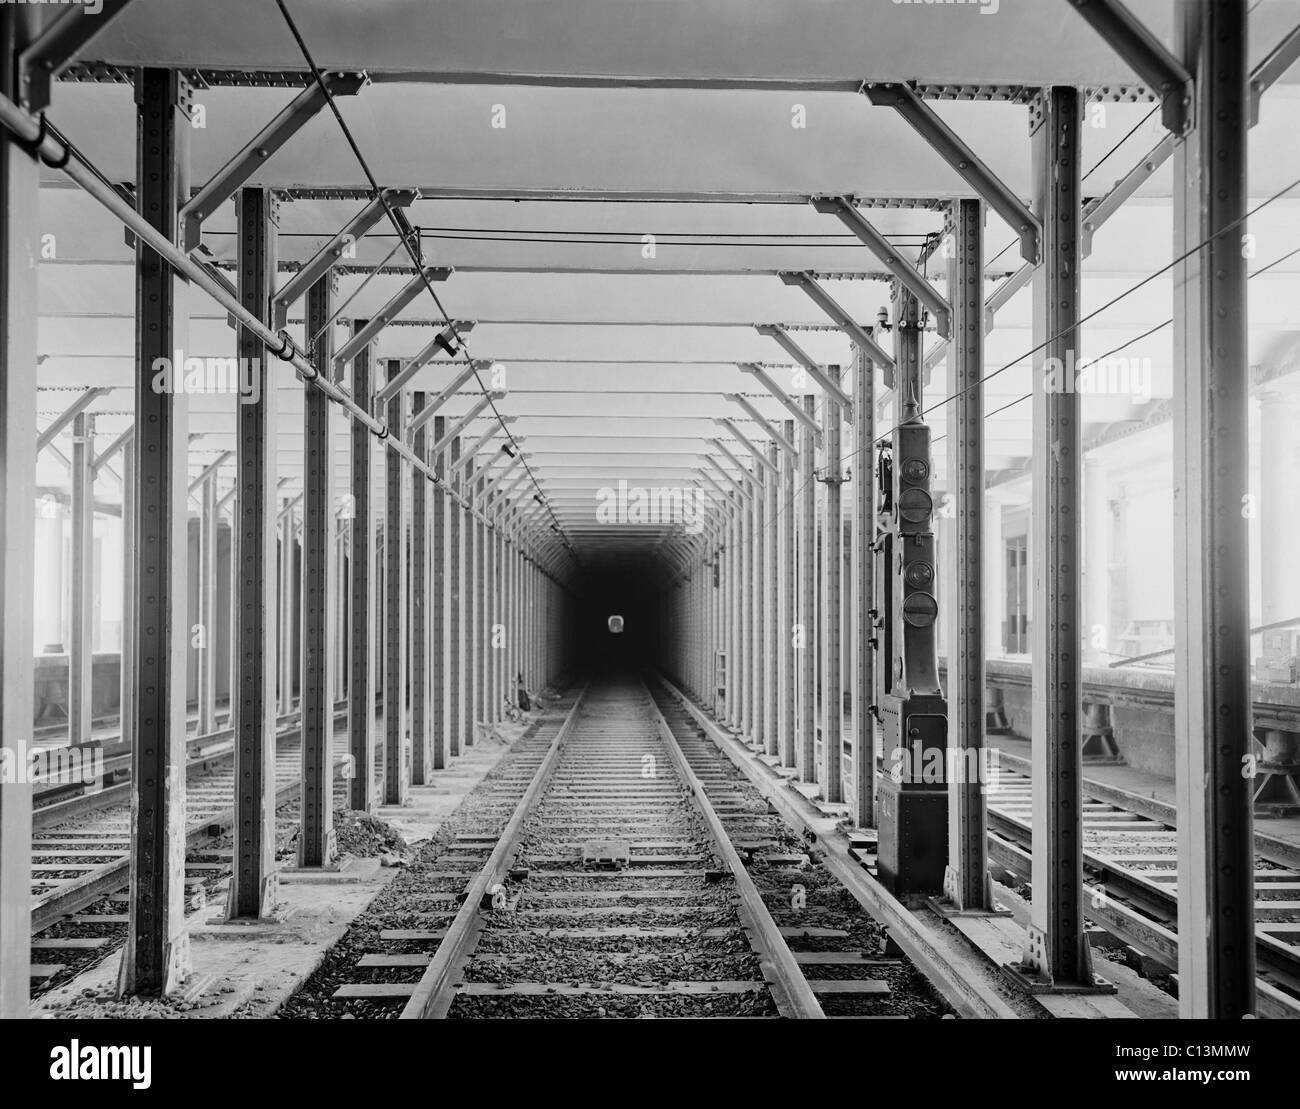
[383,361,408,806]
[68,411,93,748]
[181,72,366,252]
[715,418,779,476]
[724,393,797,457]
[347,320,377,811]
[862,82,1041,263]
[430,392,505,457]
[299,274,335,867]
[1065,0,1192,135]
[16,0,136,112]
[449,418,517,475]
[711,439,763,489]
[774,275,896,380]
[118,68,191,998]
[228,186,279,921]
[373,322,474,405]
[1172,0,1254,1019]
[796,394,817,783]
[333,266,451,368]
[756,321,856,413]
[1015,88,1095,991]
[197,472,218,736]
[944,199,991,910]
[408,363,491,438]
[271,189,418,328]
[705,453,752,501]
[737,363,823,444]
[37,387,110,453]
[428,406,448,771]
[849,350,874,828]
[810,196,951,337]
[187,449,233,495]
[446,428,463,758]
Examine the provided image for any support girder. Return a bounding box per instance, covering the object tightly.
[1065,0,1193,135]
[373,322,474,405]
[406,361,486,437]
[710,439,762,490]
[810,196,951,337]
[737,363,823,445]
[756,320,856,413]
[724,393,797,457]
[37,386,110,453]
[862,81,1041,263]
[774,275,895,380]
[332,265,451,367]
[714,417,779,476]
[181,71,366,252]
[271,188,418,329]
[16,0,136,112]
[430,391,505,457]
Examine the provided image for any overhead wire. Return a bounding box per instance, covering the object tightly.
[272,0,577,563]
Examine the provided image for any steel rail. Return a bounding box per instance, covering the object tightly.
[645,683,826,1019]
[400,683,592,1019]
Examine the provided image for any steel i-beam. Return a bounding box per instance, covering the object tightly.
[333,267,451,369]
[383,363,408,805]
[272,189,418,329]
[756,323,856,413]
[862,82,1042,264]
[943,199,992,909]
[410,389,433,784]
[118,69,192,998]
[374,322,475,406]
[181,72,366,252]
[347,320,377,811]
[797,395,818,782]
[446,428,463,758]
[68,411,93,747]
[775,275,896,383]
[1172,0,1255,1019]
[227,186,278,922]
[851,348,876,829]
[1011,88,1098,992]
[737,363,824,444]
[810,196,952,337]
[821,386,844,804]
[299,274,336,868]
[0,7,38,1014]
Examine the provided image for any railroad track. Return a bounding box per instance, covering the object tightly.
[28,707,350,994]
[986,767,1300,1018]
[284,676,952,1019]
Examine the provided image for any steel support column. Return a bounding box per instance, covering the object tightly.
[473,464,487,741]
[851,349,876,828]
[797,395,818,781]
[411,390,432,782]
[750,462,764,746]
[447,429,462,757]
[197,472,218,735]
[821,386,844,803]
[944,199,992,909]
[119,68,192,996]
[0,6,38,1017]
[728,494,740,727]
[383,366,408,806]
[1172,0,1254,1019]
[1018,87,1094,988]
[278,508,294,714]
[69,410,94,746]
[741,474,754,739]
[299,274,335,868]
[779,420,797,768]
[347,321,376,811]
[227,186,278,921]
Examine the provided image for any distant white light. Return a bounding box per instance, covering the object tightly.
[608,615,625,635]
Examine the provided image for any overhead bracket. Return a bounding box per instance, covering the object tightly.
[809,196,951,338]
[333,266,452,368]
[272,188,419,328]
[775,274,896,381]
[181,71,368,252]
[723,394,797,457]
[407,361,489,438]
[17,0,138,113]
[1064,0,1193,136]
[862,82,1041,263]
[736,363,823,445]
[373,322,475,405]
[714,419,780,476]
[756,321,855,415]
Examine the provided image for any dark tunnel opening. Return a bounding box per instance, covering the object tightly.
[572,570,662,678]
